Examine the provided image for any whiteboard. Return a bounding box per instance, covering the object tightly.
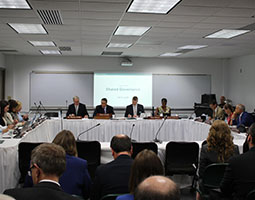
[30,72,93,108]
[152,74,211,108]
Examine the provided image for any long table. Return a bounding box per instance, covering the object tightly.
[0,118,246,193]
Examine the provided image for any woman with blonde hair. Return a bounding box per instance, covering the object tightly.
[117,149,164,200]
[197,120,239,200]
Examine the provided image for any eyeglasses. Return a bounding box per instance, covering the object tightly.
[28,164,36,176]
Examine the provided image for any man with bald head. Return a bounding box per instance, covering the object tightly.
[231,104,254,128]
[134,176,180,200]
[91,134,133,200]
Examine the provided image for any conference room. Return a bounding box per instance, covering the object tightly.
[0,0,255,200]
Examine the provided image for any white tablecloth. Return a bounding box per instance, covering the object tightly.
[0,118,246,193]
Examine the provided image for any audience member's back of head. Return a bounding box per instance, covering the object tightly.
[8,99,18,113]
[207,120,235,162]
[134,176,180,200]
[52,130,78,157]
[110,134,132,153]
[248,123,255,145]
[129,149,164,193]
[31,143,66,177]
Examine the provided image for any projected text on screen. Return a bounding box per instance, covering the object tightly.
[94,73,152,107]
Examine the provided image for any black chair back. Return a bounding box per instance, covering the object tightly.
[202,163,228,189]
[18,142,43,183]
[131,142,158,159]
[44,112,58,118]
[165,141,199,176]
[202,140,207,146]
[76,141,101,180]
[246,189,255,200]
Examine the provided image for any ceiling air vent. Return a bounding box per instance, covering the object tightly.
[101,51,123,56]
[59,46,72,51]
[37,10,63,25]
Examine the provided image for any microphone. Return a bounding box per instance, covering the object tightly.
[129,124,136,142]
[34,102,41,114]
[77,123,101,141]
[66,100,68,109]
[39,101,47,112]
[152,106,155,117]
[153,116,167,144]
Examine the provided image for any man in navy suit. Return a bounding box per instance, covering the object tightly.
[66,96,89,118]
[4,143,77,200]
[90,134,133,200]
[125,96,144,118]
[221,123,255,199]
[93,98,115,117]
[232,104,254,128]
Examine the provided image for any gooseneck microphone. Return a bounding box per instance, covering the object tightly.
[34,102,41,114]
[130,124,136,142]
[39,101,47,112]
[77,123,101,141]
[153,116,167,144]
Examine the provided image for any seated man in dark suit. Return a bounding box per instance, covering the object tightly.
[66,96,89,118]
[4,143,77,200]
[231,104,254,128]
[220,123,255,200]
[125,96,144,118]
[93,98,115,117]
[90,134,133,200]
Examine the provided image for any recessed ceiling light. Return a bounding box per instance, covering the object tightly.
[114,26,151,36]
[40,50,61,55]
[160,52,182,57]
[178,45,208,50]
[0,0,31,9]
[8,23,47,34]
[29,41,56,47]
[127,0,181,14]
[205,29,250,39]
[107,43,132,48]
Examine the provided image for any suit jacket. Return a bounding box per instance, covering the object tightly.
[4,181,78,200]
[60,154,91,199]
[66,103,88,117]
[93,105,115,117]
[220,147,255,200]
[23,155,91,199]
[232,111,254,128]
[198,144,239,178]
[124,104,144,117]
[90,155,133,200]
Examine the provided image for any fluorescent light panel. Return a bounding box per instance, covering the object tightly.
[8,23,47,34]
[0,0,31,9]
[29,41,55,47]
[128,0,181,14]
[160,52,182,57]
[178,45,208,50]
[107,43,132,48]
[205,29,250,39]
[114,26,151,36]
[40,50,61,55]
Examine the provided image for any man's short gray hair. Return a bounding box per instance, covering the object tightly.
[31,143,66,177]
[73,96,79,101]
[237,104,245,112]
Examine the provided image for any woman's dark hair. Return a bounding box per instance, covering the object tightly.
[0,100,8,117]
[161,98,167,103]
[8,99,18,113]
[52,130,78,157]
[129,149,164,193]
[224,104,234,112]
